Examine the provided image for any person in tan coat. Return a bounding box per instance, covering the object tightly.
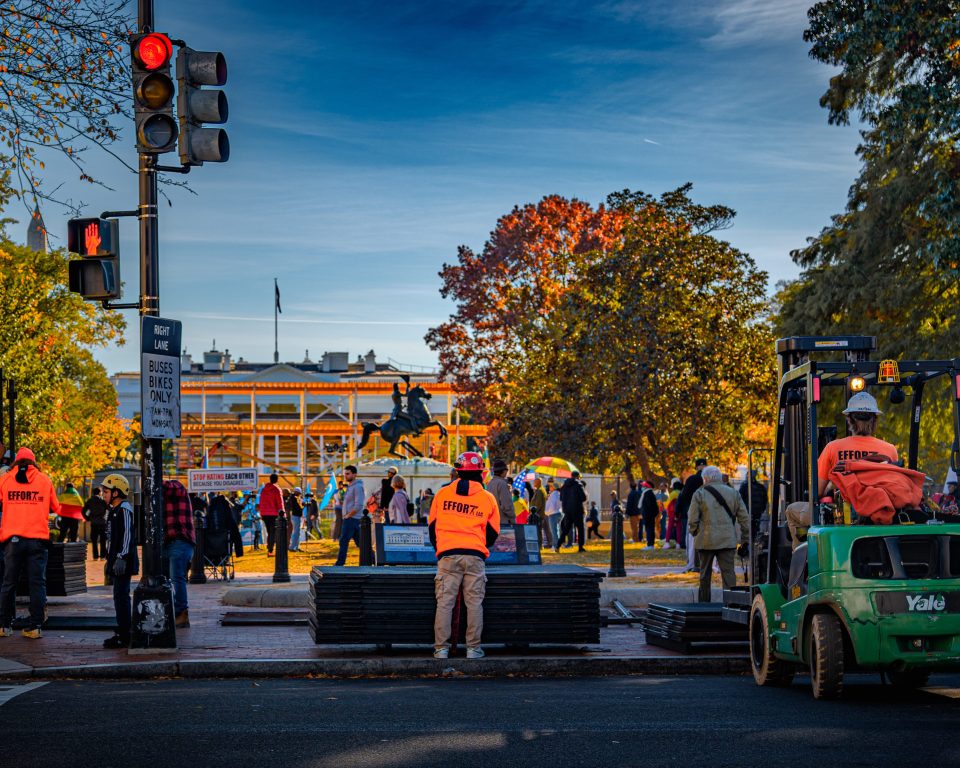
[688,466,750,602]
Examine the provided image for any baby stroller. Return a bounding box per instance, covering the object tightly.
[202,493,242,580]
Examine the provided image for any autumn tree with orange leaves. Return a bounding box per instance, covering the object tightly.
[428,185,775,480]
[0,174,127,481]
[426,195,624,423]
[0,1,134,208]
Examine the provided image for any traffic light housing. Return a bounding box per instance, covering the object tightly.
[176,47,229,165]
[131,32,178,154]
[67,218,121,300]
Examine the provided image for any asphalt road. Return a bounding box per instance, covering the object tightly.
[2,674,958,768]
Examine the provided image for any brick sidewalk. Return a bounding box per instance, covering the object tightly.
[0,552,745,675]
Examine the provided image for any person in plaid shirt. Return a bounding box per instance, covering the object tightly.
[161,479,195,628]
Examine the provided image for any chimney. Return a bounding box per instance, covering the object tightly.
[180,351,193,373]
[364,349,376,374]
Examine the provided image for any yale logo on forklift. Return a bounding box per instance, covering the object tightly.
[906,594,946,612]
[876,591,960,614]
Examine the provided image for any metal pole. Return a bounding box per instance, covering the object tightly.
[608,504,626,578]
[7,378,15,456]
[359,510,373,566]
[130,0,176,650]
[273,514,290,582]
[273,277,279,364]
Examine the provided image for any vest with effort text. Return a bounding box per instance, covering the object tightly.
[429,480,500,558]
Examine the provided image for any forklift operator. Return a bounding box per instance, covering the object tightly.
[786,391,898,546]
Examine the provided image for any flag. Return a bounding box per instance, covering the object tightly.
[274,279,282,314]
[319,473,338,510]
[512,472,528,493]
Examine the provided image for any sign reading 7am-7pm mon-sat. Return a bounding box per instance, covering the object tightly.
[141,317,182,439]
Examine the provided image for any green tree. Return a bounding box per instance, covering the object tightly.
[777,2,960,480]
[782,1,960,357]
[0,209,128,481]
[433,186,775,479]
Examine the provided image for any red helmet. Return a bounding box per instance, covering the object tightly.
[454,451,484,471]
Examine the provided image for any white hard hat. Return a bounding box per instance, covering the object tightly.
[843,391,882,415]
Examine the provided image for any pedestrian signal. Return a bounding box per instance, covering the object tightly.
[66,218,121,301]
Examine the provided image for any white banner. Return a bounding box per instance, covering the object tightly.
[187,468,259,494]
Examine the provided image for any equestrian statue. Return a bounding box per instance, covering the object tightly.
[356,375,448,457]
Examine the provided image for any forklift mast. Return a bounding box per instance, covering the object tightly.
[775,336,876,506]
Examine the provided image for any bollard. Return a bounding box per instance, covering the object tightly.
[608,505,626,578]
[273,514,290,582]
[189,510,206,584]
[359,510,374,566]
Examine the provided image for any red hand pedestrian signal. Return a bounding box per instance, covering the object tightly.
[84,222,101,255]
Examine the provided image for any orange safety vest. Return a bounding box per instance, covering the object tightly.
[429,479,500,557]
[0,464,61,540]
[828,460,924,525]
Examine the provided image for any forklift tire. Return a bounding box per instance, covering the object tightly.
[809,612,844,700]
[750,594,794,687]
[887,669,930,689]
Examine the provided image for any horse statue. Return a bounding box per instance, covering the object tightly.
[357,383,448,457]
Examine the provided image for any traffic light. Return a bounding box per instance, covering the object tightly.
[176,47,229,165]
[131,32,178,154]
[66,218,121,301]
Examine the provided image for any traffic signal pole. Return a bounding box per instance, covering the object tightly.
[130,0,177,651]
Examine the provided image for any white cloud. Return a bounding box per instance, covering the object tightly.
[706,0,810,47]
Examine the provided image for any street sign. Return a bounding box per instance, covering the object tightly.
[187,468,258,493]
[141,317,181,439]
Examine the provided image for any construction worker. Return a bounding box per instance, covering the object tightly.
[786,391,898,547]
[0,447,61,639]
[102,474,139,649]
[429,451,500,660]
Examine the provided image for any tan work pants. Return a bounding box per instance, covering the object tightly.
[696,548,736,603]
[434,554,486,650]
[784,502,810,551]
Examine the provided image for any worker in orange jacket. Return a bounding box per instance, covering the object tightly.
[428,451,500,660]
[0,447,61,639]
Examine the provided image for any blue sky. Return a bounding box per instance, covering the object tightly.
[24,0,860,375]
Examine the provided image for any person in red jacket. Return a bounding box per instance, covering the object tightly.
[0,448,61,639]
[258,473,284,556]
[428,451,500,660]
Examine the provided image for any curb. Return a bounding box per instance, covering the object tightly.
[0,654,748,681]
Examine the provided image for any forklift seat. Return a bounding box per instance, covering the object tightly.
[787,543,808,600]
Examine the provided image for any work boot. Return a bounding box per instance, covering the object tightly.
[175,610,190,628]
[22,627,42,639]
[103,634,128,649]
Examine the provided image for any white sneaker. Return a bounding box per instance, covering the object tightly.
[0,626,12,638]
[466,647,485,659]
[433,648,449,659]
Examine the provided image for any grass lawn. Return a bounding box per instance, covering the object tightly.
[233,530,688,575]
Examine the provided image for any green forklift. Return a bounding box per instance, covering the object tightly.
[733,336,960,699]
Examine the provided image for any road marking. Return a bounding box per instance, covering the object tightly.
[0,682,47,707]
[922,687,960,699]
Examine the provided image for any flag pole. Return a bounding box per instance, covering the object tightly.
[274,277,279,364]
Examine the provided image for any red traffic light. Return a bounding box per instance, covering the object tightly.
[135,33,173,70]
